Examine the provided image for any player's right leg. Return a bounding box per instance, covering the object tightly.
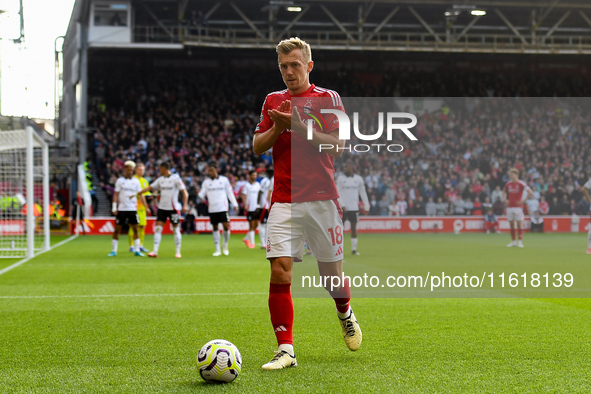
[211,221,222,256]
[587,219,591,254]
[148,219,165,257]
[262,203,300,370]
[262,256,297,371]
[109,223,122,256]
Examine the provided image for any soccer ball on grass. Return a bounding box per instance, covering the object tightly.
[196,339,242,383]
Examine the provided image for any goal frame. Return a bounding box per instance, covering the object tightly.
[0,127,50,258]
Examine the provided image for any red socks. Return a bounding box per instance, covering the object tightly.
[269,283,294,346]
[510,227,516,240]
[269,279,351,347]
[517,227,523,240]
[329,278,351,313]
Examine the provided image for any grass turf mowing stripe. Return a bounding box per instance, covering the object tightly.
[0,292,267,299]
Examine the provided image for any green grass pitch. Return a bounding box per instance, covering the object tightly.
[1,233,591,393]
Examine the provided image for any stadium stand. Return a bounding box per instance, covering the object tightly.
[86,58,591,217]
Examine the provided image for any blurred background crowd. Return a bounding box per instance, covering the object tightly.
[86,67,591,218]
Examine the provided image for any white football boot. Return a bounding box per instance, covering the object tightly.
[261,350,297,370]
[339,309,362,351]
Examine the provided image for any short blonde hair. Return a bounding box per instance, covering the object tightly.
[509,167,519,175]
[276,37,312,63]
[124,160,136,168]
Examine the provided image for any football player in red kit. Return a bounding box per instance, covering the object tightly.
[253,37,361,370]
[503,168,533,248]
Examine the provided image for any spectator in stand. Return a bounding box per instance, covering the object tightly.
[378,196,389,216]
[491,186,503,206]
[559,194,572,215]
[464,197,474,215]
[493,197,505,216]
[396,199,408,216]
[86,67,591,220]
[482,196,492,213]
[526,195,540,217]
[413,196,426,215]
[385,184,396,206]
[182,201,198,234]
[549,196,561,215]
[454,196,466,215]
[530,211,544,233]
[435,197,449,216]
[426,197,436,216]
[472,197,483,216]
[369,194,379,215]
[539,195,550,215]
[576,197,590,215]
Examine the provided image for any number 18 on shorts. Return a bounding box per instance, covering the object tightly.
[266,200,344,262]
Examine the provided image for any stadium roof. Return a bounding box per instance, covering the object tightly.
[65,0,591,53]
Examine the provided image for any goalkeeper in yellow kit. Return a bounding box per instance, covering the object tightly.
[128,162,151,252]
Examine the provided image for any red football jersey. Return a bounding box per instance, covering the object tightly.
[504,180,530,208]
[255,84,343,203]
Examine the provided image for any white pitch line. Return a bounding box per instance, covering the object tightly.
[0,235,78,276]
[0,292,267,299]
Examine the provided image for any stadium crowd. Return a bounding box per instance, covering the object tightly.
[87,67,591,218]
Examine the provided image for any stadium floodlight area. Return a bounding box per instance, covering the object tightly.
[0,128,50,258]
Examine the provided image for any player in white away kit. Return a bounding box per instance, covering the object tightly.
[242,170,261,249]
[258,169,273,249]
[503,168,533,248]
[108,161,149,257]
[139,162,188,258]
[581,178,591,254]
[198,162,239,256]
[336,161,369,255]
[254,37,361,370]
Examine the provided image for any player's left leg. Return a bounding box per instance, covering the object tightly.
[130,224,143,256]
[250,219,259,248]
[306,200,361,351]
[128,226,135,251]
[243,216,256,249]
[507,220,517,247]
[221,221,231,255]
[138,225,148,252]
[317,260,362,351]
[168,211,182,258]
[258,209,267,249]
[172,224,182,258]
[516,220,524,247]
[350,216,360,255]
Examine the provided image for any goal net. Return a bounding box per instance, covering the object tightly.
[0,128,50,258]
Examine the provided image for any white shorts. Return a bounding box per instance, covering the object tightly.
[266,200,344,262]
[506,207,524,222]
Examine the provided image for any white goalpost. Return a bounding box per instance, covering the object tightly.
[0,127,50,258]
